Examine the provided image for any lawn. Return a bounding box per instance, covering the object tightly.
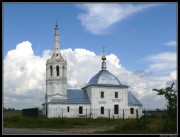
[3,113,177,134]
[3,110,22,117]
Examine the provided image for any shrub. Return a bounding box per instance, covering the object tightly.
[121,117,150,130]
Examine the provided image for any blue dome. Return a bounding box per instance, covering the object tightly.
[87,70,122,86]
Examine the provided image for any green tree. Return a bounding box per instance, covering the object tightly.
[8,108,11,111]
[153,83,177,133]
[153,83,177,119]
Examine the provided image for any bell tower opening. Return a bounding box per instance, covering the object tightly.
[50,66,53,76]
[56,66,59,76]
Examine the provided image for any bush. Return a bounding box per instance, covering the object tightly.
[161,118,177,133]
[121,117,150,130]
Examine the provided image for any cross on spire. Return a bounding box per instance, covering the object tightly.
[102,46,106,61]
[103,46,105,56]
[101,46,106,70]
[56,19,58,26]
[55,20,58,30]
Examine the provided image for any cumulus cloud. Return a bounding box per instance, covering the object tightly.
[3,41,176,109]
[164,40,177,46]
[3,41,49,109]
[76,3,159,34]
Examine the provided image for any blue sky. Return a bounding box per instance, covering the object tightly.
[3,3,177,109]
[3,3,177,72]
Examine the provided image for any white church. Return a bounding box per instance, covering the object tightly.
[42,22,143,119]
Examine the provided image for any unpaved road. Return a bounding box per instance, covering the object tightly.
[3,126,114,134]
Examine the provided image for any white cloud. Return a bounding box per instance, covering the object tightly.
[164,40,177,46]
[145,52,176,62]
[76,3,158,34]
[170,70,177,80]
[3,41,176,110]
[3,41,49,109]
[145,52,177,71]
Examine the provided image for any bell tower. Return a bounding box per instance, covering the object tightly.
[46,21,67,103]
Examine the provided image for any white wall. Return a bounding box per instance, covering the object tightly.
[47,104,91,118]
[89,86,128,108]
[45,82,143,119]
[85,86,143,119]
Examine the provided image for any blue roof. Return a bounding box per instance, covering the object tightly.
[128,91,143,106]
[84,70,128,88]
[48,90,142,107]
[48,89,90,104]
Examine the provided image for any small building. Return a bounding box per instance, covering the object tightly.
[42,22,143,119]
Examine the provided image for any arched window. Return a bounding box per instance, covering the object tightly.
[130,108,134,114]
[50,66,53,76]
[101,107,104,114]
[67,106,70,112]
[56,66,59,76]
[114,105,119,114]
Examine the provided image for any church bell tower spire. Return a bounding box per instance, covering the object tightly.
[45,21,68,118]
[53,20,61,57]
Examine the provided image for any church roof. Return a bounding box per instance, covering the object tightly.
[83,70,128,88]
[47,90,142,107]
[128,91,143,106]
[48,89,90,104]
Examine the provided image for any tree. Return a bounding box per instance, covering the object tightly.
[153,83,177,119]
[153,83,177,133]
[8,108,11,111]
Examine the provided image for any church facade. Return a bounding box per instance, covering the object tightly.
[42,22,143,119]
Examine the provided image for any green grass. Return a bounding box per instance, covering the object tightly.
[3,113,177,134]
[3,114,123,128]
[100,117,177,134]
[3,110,22,117]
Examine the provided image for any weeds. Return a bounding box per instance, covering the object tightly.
[3,115,177,134]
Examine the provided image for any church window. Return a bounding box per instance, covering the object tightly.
[115,92,118,98]
[130,108,134,114]
[67,106,70,112]
[56,66,59,76]
[101,107,104,114]
[101,92,104,98]
[79,106,83,114]
[114,105,119,114]
[50,66,53,76]
[56,54,58,56]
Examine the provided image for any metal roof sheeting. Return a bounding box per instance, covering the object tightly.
[48,89,90,104]
[85,70,128,88]
[128,91,143,106]
[48,89,142,107]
